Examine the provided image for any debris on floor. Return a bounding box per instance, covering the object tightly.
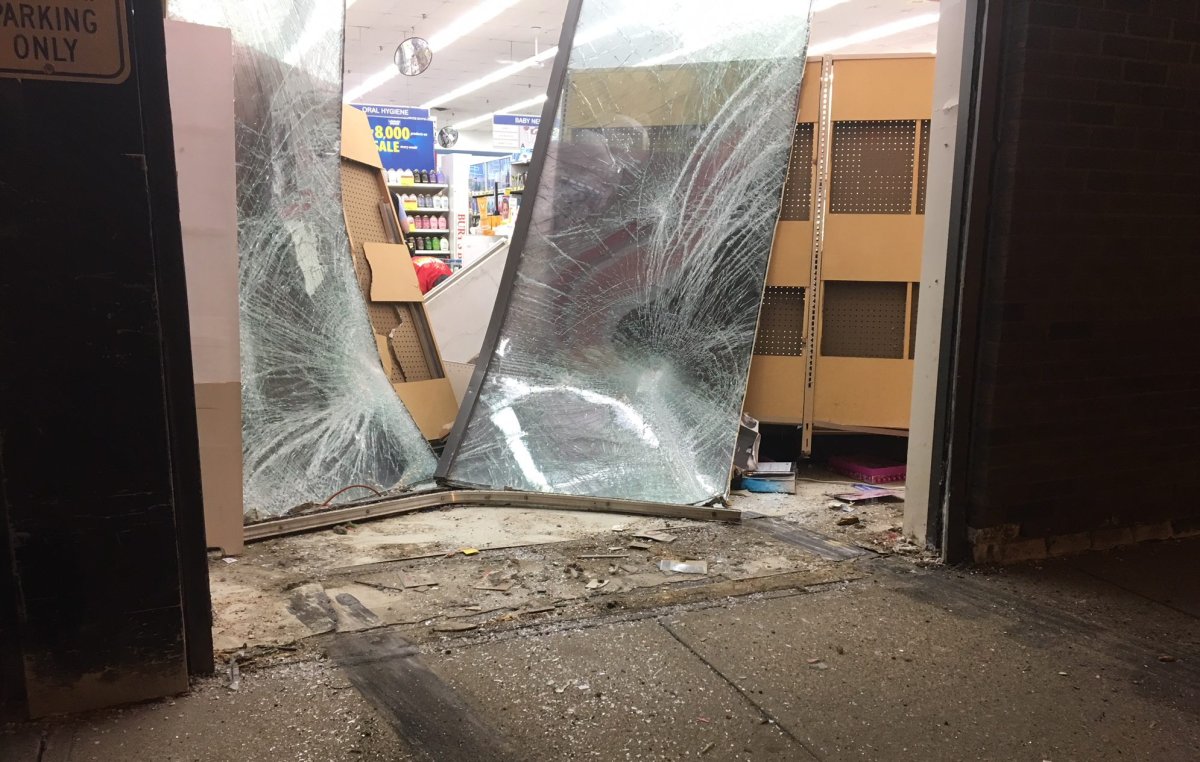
[208,476,920,652]
[632,529,677,543]
[659,559,709,574]
[831,484,903,503]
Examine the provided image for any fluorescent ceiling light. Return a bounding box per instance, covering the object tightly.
[808,11,940,55]
[637,0,848,68]
[418,11,638,110]
[428,0,523,50]
[454,93,547,130]
[344,0,523,103]
[422,47,557,109]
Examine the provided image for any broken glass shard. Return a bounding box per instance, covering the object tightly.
[440,0,813,504]
[168,0,438,519]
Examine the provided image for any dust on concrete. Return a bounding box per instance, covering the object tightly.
[211,474,922,654]
[9,658,415,762]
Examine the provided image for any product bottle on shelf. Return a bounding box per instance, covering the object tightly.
[437,215,448,230]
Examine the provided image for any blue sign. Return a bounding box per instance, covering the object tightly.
[352,104,431,119]
[350,103,436,171]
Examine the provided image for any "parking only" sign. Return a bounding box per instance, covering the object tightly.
[0,1,130,84]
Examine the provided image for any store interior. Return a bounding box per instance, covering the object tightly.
[161,0,949,651]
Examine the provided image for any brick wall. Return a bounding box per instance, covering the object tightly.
[967,0,1200,550]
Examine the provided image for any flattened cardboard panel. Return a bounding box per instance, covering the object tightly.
[829,57,936,121]
[194,382,243,555]
[394,379,458,442]
[754,287,806,357]
[364,242,424,303]
[814,357,914,429]
[830,120,916,215]
[820,216,924,282]
[820,281,907,359]
[341,105,384,169]
[765,221,813,288]
[743,355,806,424]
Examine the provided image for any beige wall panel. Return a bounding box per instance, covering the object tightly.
[766,221,813,287]
[797,61,823,122]
[394,379,460,441]
[830,57,936,121]
[166,20,244,545]
[821,216,924,282]
[744,355,806,424]
[813,358,914,429]
[341,104,384,168]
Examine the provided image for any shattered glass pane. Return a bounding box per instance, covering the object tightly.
[169,0,437,518]
[441,1,812,504]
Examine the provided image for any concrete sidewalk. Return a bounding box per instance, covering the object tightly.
[4,540,1198,761]
[424,550,1199,760]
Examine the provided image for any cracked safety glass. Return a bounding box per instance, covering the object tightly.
[169,0,438,518]
[440,0,813,504]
